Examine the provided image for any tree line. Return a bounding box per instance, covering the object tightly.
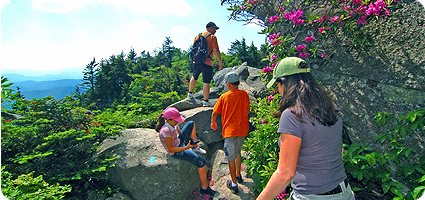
[76,37,267,112]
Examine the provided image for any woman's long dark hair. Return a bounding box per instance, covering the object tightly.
[273,65,338,126]
[155,113,166,132]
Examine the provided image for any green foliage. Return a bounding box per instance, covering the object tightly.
[1,76,25,112]
[344,109,425,199]
[244,93,281,193]
[228,38,264,67]
[1,167,71,200]
[1,95,122,198]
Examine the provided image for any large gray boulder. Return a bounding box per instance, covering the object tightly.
[179,107,223,144]
[170,63,266,113]
[97,128,200,200]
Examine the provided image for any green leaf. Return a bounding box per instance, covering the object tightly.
[412,186,425,199]
[399,127,406,137]
[404,166,415,177]
[390,187,403,197]
[366,154,376,166]
[382,182,391,194]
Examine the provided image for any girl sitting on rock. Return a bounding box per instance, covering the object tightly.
[156,107,216,196]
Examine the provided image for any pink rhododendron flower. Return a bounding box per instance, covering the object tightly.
[270,55,278,60]
[278,6,284,13]
[299,52,309,58]
[319,26,330,34]
[269,33,279,41]
[262,119,266,124]
[284,10,304,25]
[272,90,276,94]
[296,19,305,26]
[357,15,368,24]
[330,16,340,23]
[353,0,362,4]
[385,9,390,16]
[269,15,281,23]
[345,6,352,10]
[305,35,315,42]
[271,39,283,46]
[321,53,327,58]
[268,95,274,101]
[269,33,282,46]
[272,62,278,68]
[263,66,273,73]
[247,0,259,4]
[296,45,306,52]
[240,5,246,9]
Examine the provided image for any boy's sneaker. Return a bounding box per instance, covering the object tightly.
[200,186,216,196]
[202,100,212,107]
[192,146,206,154]
[236,175,244,183]
[227,180,239,194]
[187,92,194,99]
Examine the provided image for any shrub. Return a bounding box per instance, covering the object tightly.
[1,167,71,200]
[244,93,282,193]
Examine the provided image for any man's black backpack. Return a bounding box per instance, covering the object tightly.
[190,33,212,64]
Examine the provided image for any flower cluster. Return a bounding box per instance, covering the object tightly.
[305,35,315,42]
[269,15,281,23]
[319,26,330,34]
[263,66,273,73]
[267,95,275,101]
[283,10,305,25]
[269,32,282,46]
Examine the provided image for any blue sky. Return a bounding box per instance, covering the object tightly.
[0,0,266,72]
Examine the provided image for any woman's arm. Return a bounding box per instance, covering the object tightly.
[257,133,301,200]
[163,137,197,153]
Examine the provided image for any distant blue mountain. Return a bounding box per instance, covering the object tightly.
[12,79,83,100]
[2,67,84,82]
[1,68,84,100]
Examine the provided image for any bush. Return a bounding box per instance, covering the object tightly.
[344,109,425,199]
[1,90,122,197]
[244,93,282,193]
[1,167,71,200]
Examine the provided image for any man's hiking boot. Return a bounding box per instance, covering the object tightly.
[227,180,239,194]
[200,186,216,196]
[203,100,212,107]
[187,92,194,99]
[236,175,244,183]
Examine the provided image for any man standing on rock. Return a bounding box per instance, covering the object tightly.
[211,71,250,194]
[187,21,223,107]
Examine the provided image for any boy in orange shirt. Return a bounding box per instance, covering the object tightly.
[211,71,250,194]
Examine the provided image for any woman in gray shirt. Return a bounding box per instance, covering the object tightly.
[257,57,355,200]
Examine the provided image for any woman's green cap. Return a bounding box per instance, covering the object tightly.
[266,57,310,88]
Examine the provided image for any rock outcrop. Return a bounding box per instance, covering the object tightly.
[98,64,264,199]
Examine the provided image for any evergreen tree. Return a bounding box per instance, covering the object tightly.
[82,57,99,92]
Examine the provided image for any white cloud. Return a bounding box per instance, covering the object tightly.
[31,0,93,13]
[30,0,192,16]
[245,18,265,28]
[119,19,154,45]
[171,25,191,35]
[101,0,192,16]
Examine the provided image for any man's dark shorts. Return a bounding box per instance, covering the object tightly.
[192,63,213,83]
